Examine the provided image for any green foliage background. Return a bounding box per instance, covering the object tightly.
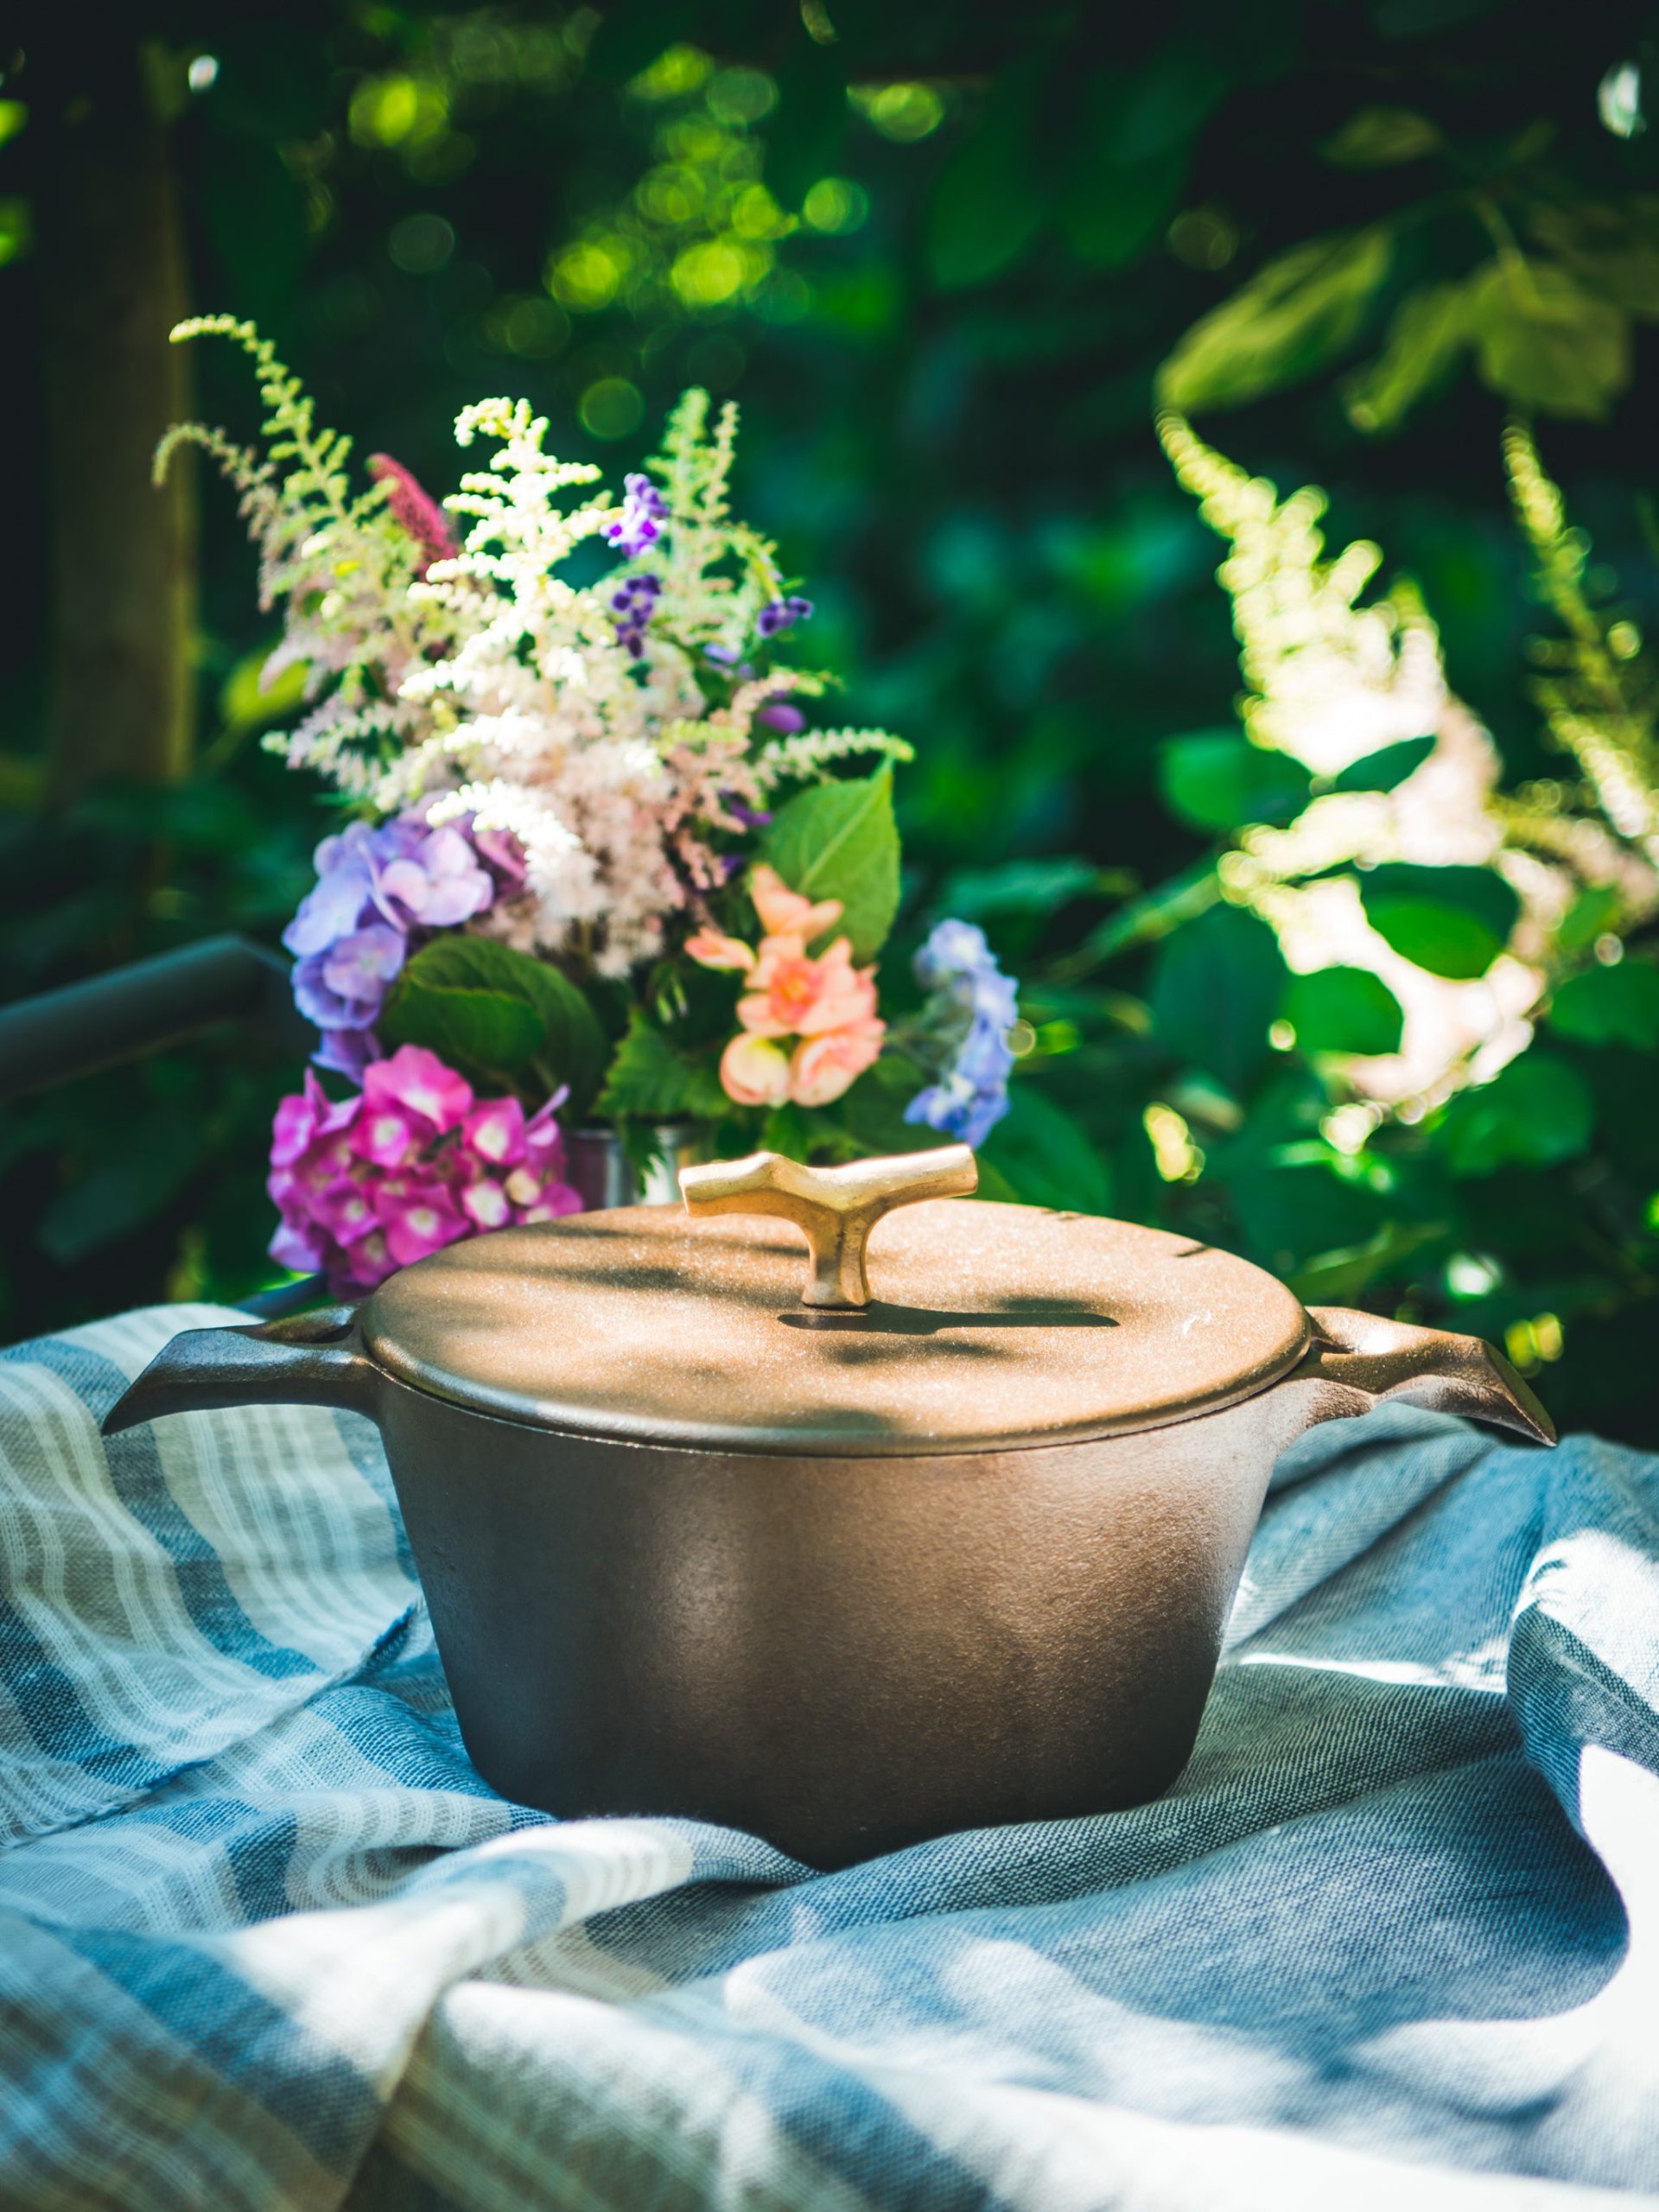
[6,0,1659,1438]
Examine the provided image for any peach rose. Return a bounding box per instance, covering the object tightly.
[739,934,880,1039]
[686,928,755,973]
[749,863,843,944]
[720,1031,792,1108]
[789,1019,886,1107]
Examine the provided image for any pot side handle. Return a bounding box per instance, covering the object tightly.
[1301,1305,1555,1446]
[101,1306,378,1437]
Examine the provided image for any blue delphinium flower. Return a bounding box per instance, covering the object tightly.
[904,919,1019,1148]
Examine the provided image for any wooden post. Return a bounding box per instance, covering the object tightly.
[34,38,195,804]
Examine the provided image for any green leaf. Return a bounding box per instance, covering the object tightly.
[1149,902,1290,1095]
[595,1007,728,1122]
[1343,283,1472,432]
[1156,228,1393,416]
[1287,1220,1445,1305]
[976,1084,1114,1216]
[1157,731,1313,832]
[1556,882,1621,954]
[1471,259,1630,421]
[1284,966,1405,1056]
[1320,106,1444,167]
[1547,961,1659,1048]
[1329,734,1437,792]
[927,60,1047,290]
[1357,863,1519,979]
[1440,1052,1595,1178]
[939,855,1109,920]
[760,767,900,961]
[380,937,607,1117]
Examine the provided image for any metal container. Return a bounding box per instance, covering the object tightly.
[104,1145,1552,1868]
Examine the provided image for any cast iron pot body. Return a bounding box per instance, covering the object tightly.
[104,1290,1549,1870]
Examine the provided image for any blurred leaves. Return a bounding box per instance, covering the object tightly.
[926,58,1046,290]
[978,1082,1114,1216]
[1148,901,1288,1096]
[1440,1052,1595,1176]
[1355,862,1520,979]
[1547,960,1659,1049]
[1283,966,1405,1057]
[1470,259,1630,420]
[1158,731,1312,831]
[1157,230,1393,416]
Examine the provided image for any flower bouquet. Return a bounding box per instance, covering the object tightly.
[162,319,1020,1293]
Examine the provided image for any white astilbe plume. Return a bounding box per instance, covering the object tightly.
[1160,411,1556,1109]
[163,338,905,980]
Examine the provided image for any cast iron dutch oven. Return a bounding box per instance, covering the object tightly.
[105,1145,1553,1868]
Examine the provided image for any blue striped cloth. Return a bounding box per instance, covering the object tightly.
[2,1302,1656,2209]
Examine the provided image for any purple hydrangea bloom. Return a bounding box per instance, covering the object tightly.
[604,474,666,558]
[904,919,1019,1149]
[283,815,499,1071]
[291,922,406,1032]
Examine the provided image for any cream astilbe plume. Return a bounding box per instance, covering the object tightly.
[1159,411,1551,1109]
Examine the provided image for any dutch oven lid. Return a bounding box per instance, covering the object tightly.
[360,1146,1311,1457]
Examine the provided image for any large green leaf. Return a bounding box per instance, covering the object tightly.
[1157,731,1312,832]
[1156,228,1393,416]
[976,1084,1114,1216]
[1284,966,1405,1056]
[760,768,899,962]
[380,936,607,1116]
[1440,1052,1595,1178]
[1547,960,1659,1049]
[1471,258,1630,420]
[1149,902,1290,1096]
[1357,863,1519,979]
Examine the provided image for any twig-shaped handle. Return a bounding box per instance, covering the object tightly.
[679,1146,978,1308]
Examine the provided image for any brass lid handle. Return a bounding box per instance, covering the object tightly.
[679,1146,978,1309]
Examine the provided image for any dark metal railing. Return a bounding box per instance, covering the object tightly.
[0,936,327,1314]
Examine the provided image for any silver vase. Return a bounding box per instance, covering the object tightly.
[563,1122,711,1212]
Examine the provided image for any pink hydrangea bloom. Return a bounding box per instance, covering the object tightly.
[464,1097,526,1168]
[364,1045,474,1135]
[265,1052,583,1296]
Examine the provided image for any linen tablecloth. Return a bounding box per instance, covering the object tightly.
[0,1302,1656,2209]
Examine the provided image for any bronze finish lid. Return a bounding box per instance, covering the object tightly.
[360,1199,1311,1456]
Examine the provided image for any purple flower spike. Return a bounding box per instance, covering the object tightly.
[610,569,662,662]
[603,474,667,557]
[757,594,814,640]
[757,701,804,734]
